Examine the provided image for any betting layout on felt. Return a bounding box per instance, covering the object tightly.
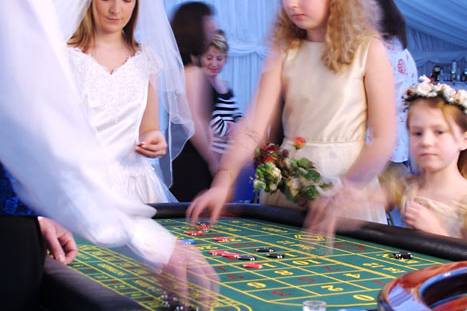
[188,225,285,268]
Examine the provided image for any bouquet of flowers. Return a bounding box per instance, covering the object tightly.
[253,137,331,206]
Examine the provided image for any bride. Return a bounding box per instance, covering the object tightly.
[66,0,193,203]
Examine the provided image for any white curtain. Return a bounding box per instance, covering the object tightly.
[164,0,280,113]
[395,0,467,76]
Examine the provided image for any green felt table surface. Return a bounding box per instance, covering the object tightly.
[69,217,449,310]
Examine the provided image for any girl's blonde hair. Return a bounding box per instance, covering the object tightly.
[408,97,467,178]
[272,0,380,73]
[208,30,229,54]
[68,1,140,53]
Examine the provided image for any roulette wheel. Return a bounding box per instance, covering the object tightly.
[378,261,467,310]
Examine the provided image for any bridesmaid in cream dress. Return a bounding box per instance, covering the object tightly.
[259,39,387,223]
[187,0,396,228]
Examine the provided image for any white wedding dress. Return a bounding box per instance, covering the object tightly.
[68,46,174,204]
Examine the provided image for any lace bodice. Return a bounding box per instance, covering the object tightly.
[68,46,162,162]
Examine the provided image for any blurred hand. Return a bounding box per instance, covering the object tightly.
[157,242,219,310]
[136,130,167,158]
[38,217,78,265]
[403,199,448,236]
[187,186,230,225]
[304,182,368,238]
[304,196,337,238]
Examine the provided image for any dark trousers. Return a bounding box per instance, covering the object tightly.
[171,142,212,202]
[0,216,45,311]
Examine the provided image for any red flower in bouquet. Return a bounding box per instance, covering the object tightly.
[294,136,306,150]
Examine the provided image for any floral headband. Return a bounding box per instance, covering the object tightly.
[404,75,467,115]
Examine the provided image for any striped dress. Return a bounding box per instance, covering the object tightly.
[210,87,242,154]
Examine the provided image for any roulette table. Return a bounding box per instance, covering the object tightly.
[40,203,467,310]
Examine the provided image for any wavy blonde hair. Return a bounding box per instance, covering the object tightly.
[272,0,380,72]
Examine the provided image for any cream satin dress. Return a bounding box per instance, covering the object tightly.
[401,185,467,238]
[261,40,387,224]
[68,47,174,204]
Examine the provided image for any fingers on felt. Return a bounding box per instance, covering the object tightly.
[45,230,66,264]
[187,197,204,225]
[59,232,78,264]
[187,194,222,226]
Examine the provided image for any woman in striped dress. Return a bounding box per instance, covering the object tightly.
[201,30,243,161]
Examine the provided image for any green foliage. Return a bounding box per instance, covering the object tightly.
[253,142,331,206]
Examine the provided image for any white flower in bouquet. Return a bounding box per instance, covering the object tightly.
[285,177,301,198]
[254,162,282,192]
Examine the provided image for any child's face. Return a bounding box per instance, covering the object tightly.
[409,103,467,173]
[92,0,136,35]
[282,0,330,31]
[201,47,227,78]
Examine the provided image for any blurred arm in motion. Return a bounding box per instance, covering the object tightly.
[0,1,217,307]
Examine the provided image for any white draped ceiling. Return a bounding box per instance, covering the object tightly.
[164,0,467,112]
[395,0,467,76]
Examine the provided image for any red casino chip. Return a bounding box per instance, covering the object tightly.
[208,250,227,256]
[213,237,231,242]
[221,252,240,259]
[185,230,204,236]
[243,263,262,269]
[197,224,210,231]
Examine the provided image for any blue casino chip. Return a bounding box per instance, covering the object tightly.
[180,239,196,245]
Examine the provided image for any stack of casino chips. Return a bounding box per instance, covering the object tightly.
[160,291,199,311]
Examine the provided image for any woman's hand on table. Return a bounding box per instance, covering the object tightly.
[187,185,230,225]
